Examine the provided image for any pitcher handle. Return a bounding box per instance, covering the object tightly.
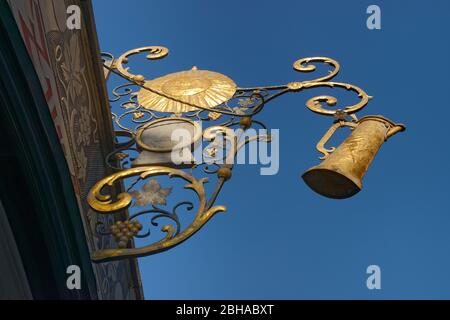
[316,121,357,160]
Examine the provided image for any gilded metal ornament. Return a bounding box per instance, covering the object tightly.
[302,116,405,199]
[137,68,237,113]
[88,166,226,262]
[89,46,406,262]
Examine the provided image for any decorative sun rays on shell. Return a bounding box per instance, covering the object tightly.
[137,68,237,113]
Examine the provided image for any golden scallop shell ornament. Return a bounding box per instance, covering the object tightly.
[137,67,237,113]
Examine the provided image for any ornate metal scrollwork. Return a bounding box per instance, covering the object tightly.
[88,166,225,262]
[88,46,383,262]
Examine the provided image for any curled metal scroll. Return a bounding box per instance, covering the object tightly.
[88,166,226,262]
[302,81,372,116]
[115,46,169,82]
[293,56,340,82]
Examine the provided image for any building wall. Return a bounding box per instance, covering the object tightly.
[6,0,143,299]
[0,201,32,299]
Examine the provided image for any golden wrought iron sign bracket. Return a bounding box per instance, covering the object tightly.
[88,46,405,262]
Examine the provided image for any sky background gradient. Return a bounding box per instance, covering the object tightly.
[93,0,450,299]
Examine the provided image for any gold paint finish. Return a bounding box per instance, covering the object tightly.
[302,82,372,116]
[217,167,232,181]
[239,116,253,129]
[293,57,340,82]
[137,68,237,113]
[302,116,405,199]
[91,46,407,262]
[88,166,226,261]
[115,46,169,80]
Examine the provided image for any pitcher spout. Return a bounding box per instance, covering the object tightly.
[358,115,406,139]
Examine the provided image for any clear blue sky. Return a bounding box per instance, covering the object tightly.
[93,0,450,299]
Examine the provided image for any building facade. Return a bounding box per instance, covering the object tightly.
[0,0,143,299]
